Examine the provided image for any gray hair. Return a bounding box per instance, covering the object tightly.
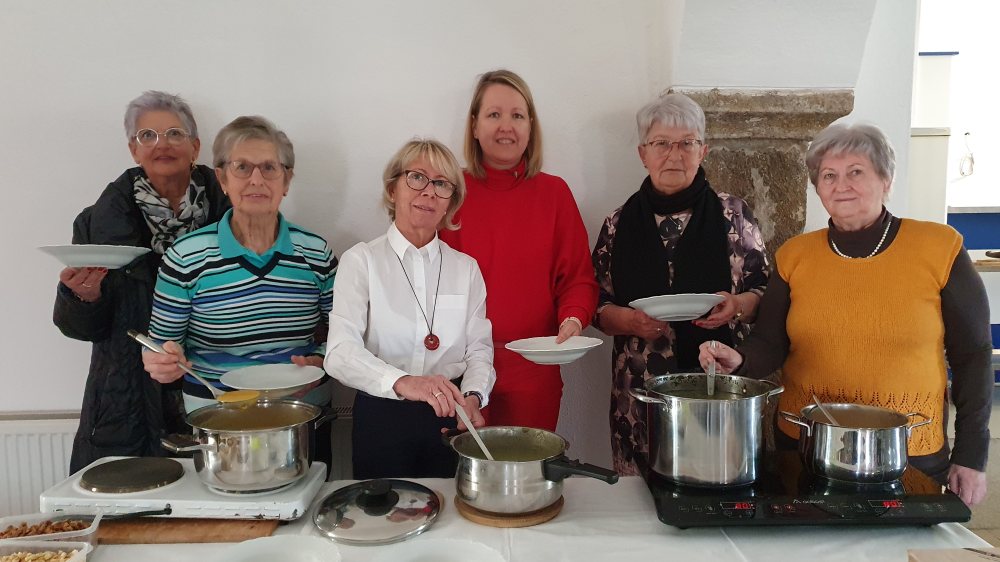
[382,138,466,231]
[123,90,199,140]
[636,93,706,143]
[805,123,895,187]
[212,116,295,169]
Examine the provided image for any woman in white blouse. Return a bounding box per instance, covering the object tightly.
[325,139,496,479]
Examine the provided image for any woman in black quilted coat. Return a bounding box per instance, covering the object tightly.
[53,91,229,472]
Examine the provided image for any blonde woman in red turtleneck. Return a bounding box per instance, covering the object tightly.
[439,69,598,431]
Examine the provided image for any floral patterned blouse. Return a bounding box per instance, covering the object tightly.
[591,192,770,476]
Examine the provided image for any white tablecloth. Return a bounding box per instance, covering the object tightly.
[90,476,991,562]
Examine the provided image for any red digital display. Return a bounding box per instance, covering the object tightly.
[721,502,755,510]
[868,500,903,509]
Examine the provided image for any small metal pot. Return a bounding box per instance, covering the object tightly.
[630,373,783,487]
[162,399,336,493]
[444,426,619,514]
[781,403,932,483]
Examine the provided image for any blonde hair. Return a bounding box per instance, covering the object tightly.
[463,69,543,179]
[382,139,466,231]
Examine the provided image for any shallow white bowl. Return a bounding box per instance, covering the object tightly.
[214,535,341,562]
[372,537,505,562]
[628,293,725,321]
[39,244,150,269]
[504,335,603,365]
[221,364,325,396]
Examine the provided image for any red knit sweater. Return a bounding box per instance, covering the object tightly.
[440,162,598,395]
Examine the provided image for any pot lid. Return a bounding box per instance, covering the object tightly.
[313,479,440,545]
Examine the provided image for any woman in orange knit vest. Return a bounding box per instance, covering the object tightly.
[700,123,992,507]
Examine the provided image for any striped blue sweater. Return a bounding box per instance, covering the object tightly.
[150,210,337,382]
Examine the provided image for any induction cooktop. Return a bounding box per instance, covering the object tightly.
[637,452,972,528]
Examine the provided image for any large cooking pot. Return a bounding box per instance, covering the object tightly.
[630,373,783,487]
[162,399,336,493]
[781,403,932,483]
[444,426,619,514]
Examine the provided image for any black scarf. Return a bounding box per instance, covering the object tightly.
[610,167,733,369]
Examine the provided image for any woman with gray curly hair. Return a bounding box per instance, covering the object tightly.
[54,91,230,472]
[700,122,992,506]
[592,92,770,476]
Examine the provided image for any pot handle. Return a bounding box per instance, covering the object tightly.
[764,381,785,398]
[314,406,338,429]
[441,427,464,447]
[904,412,933,431]
[161,435,215,453]
[779,410,812,437]
[543,455,619,484]
[628,387,668,406]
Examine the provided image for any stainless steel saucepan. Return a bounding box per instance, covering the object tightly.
[162,399,336,493]
[444,426,619,514]
[782,403,932,483]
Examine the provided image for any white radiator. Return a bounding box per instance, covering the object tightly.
[0,413,78,517]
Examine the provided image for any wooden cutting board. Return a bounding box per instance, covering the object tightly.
[97,518,279,544]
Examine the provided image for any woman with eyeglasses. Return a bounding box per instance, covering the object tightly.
[325,139,494,478]
[140,115,337,469]
[53,91,231,472]
[439,69,598,432]
[591,93,770,475]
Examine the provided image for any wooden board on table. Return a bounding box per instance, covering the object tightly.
[97,518,279,544]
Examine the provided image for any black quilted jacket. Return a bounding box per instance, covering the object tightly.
[53,165,229,472]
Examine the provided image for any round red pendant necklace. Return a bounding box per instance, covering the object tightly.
[394,249,444,351]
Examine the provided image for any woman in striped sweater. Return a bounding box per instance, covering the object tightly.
[141,116,338,466]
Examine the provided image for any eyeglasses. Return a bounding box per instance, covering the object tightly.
[402,170,456,199]
[224,159,289,180]
[642,138,704,156]
[134,128,191,147]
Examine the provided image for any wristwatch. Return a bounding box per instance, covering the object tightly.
[463,390,484,407]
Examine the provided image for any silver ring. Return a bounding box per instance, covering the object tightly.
[82,283,92,288]
[433,392,444,398]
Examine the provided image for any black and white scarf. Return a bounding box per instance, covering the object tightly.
[133,169,210,254]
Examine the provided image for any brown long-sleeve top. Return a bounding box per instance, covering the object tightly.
[737,209,993,471]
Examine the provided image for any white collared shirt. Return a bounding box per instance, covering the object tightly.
[325,223,495,403]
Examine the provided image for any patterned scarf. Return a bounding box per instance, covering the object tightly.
[133,169,210,254]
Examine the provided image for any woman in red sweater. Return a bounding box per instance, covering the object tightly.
[439,69,598,431]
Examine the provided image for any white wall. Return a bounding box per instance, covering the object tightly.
[0,0,917,467]
[805,0,919,231]
[917,0,1000,208]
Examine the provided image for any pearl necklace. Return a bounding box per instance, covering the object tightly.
[830,219,892,259]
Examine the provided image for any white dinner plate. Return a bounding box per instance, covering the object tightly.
[221,364,325,392]
[214,535,341,562]
[372,538,505,562]
[38,244,150,269]
[504,335,603,365]
[629,293,725,321]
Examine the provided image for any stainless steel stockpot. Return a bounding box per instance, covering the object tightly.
[445,426,619,514]
[630,373,783,487]
[781,403,932,483]
[162,399,336,493]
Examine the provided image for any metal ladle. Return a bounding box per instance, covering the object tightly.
[128,330,258,403]
[706,340,717,396]
[812,393,841,426]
